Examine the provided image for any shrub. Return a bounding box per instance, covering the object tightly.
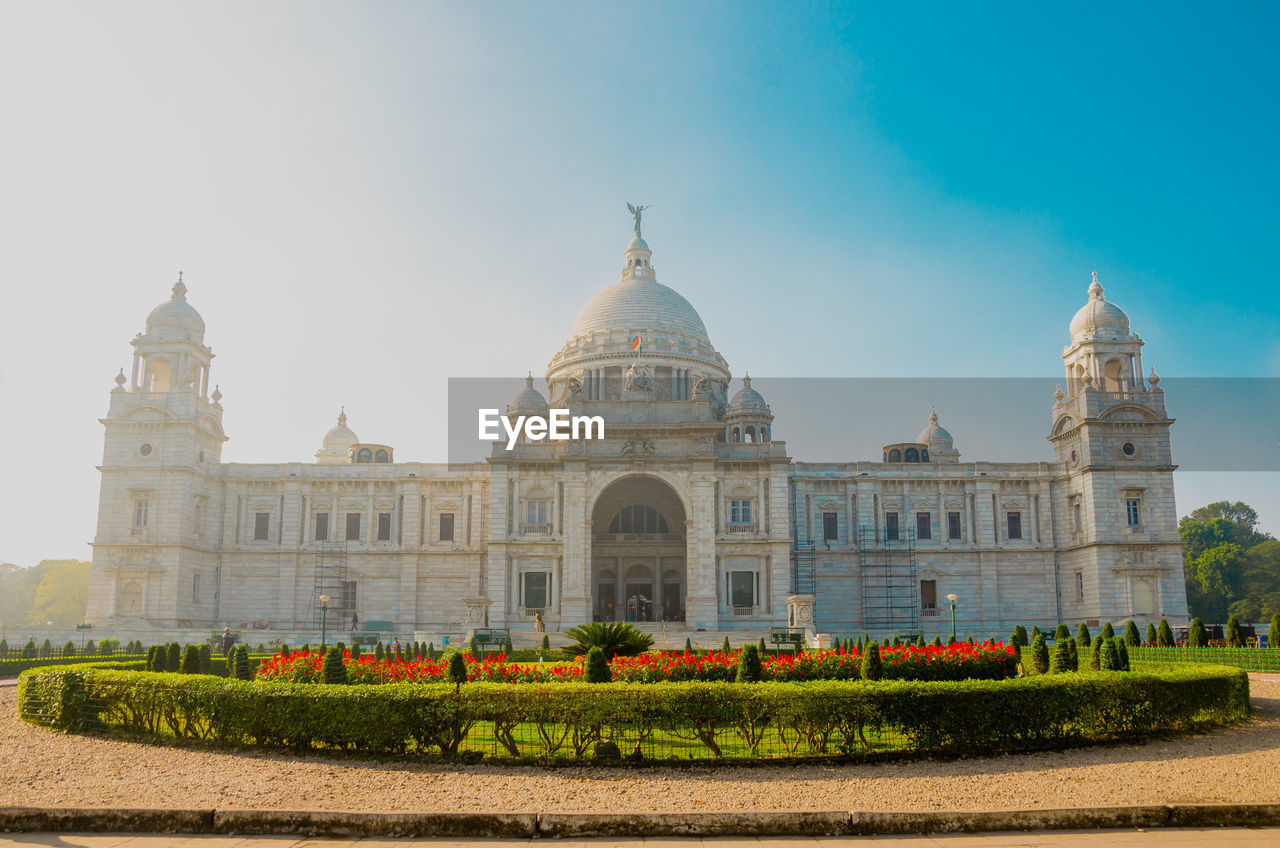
[447,651,467,690]
[1030,626,1042,643]
[1013,625,1028,647]
[1124,621,1142,647]
[860,642,883,681]
[375,642,385,661]
[1157,619,1175,647]
[100,638,121,656]
[736,644,762,683]
[1271,613,1280,650]
[1099,638,1119,671]
[428,642,437,660]
[0,639,7,656]
[1226,616,1245,648]
[1031,633,1049,675]
[585,646,612,683]
[946,635,956,646]
[503,637,514,655]
[758,637,767,655]
[199,644,213,674]
[722,636,732,655]
[1100,622,1115,640]
[166,643,181,672]
[541,635,551,652]
[323,647,348,685]
[1050,638,1073,674]
[684,637,693,653]
[469,637,480,659]
[279,644,289,657]
[1190,617,1208,647]
[62,641,76,658]
[22,640,37,659]
[40,639,53,659]
[931,636,942,647]
[351,643,361,661]
[301,643,310,654]
[1076,623,1091,647]
[84,639,95,656]
[564,622,655,660]
[915,635,926,648]
[145,646,157,671]
[1116,639,1130,672]
[182,645,201,674]
[1090,635,1104,670]
[1146,623,1158,646]
[234,646,252,681]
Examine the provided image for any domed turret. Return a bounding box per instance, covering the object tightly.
[916,407,960,462]
[145,274,206,342]
[724,374,773,444]
[507,374,549,419]
[728,374,770,414]
[316,408,359,464]
[1069,272,1131,342]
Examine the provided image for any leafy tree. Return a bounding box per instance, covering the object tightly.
[1157,619,1175,647]
[1189,617,1208,647]
[564,621,654,659]
[323,647,348,684]
[860,642,882,681]
[1272,613,1280,650]
[585,646,612,683]
[1031,633,1049,675]
[1226,616,1245,648]
[6,560,91,627]
[1124,621,1141,647]
[181,645,201,674]
[736,644,762,682]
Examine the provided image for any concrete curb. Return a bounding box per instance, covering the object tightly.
[1,804,1279,837]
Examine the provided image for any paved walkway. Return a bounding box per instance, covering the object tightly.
[0,829,1278,847]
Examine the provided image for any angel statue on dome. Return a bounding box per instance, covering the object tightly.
[627,202,650,237]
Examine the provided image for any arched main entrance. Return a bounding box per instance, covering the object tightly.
[591,475,687,622]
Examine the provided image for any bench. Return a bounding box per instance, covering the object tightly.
[472,628,511,655]
[768,627,806,654]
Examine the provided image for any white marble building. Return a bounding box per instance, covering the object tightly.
[85,233,1189,641]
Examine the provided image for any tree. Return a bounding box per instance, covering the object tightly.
[234,645,252,680]
[1116,639,1130,671]
[181,645,201,674]
[1100,638,1120,671]
[62,641,76,657]
[1090,635,1104,670]
[1157,619,1175,647]
[1013,624,1028,647]
[1189,617,1208,647]
[563,621,653,659]
[541,634,550,652]
[1031,633,1049,675]
[1050,638,1073,674]
[1100,622,1115,640]
[447,651,467,691]
[683,636,693,653]
[1271,613,1280,650]
[0,560,91,629]
[323,647,348,684]
[722,636,732,655]
[1146,623,1158,646]
[166,643,181,672]
[1226,616,1245,648]
[585,646,611,683]
[1124,621,1141,647]
[1054,624,1071,643]
[1076,622,1091,647]
[736,644,762,682]
[199,644,212,674]
[860,642,882,681]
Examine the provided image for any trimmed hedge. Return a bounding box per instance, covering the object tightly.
[0,653,148,678]
[16,662,1250,763]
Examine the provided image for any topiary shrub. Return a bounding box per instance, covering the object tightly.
[256,643,265,653]
[0,639,7,657]
[915,635,926,648]
[1076,623,1091,647]
[931,636,942,647]
[323,647,348,684]
[1030,626,1042,644]
[234,645,252,681]
[1050,638,1073,674]
[1013,625,1029,648]
[62,641,76,658]
[469,637,480,659]
[1157,619,1175,647]
[427,642,436,660]
[181,645,201,674]
[1226,616,1245,648]
[1146,622,1158,646]
[375,642,385,661]
[84,639,95,656]
[1100,622,1115,640]
[1053,624,1071,642]
[301,643,310,655]
[758,636,767,655]
[1190,617,1208,647]
[199,644,212,674]
[1271,613,1280,650]
[166,643,181,672]
[502,636,514,655]
[585,646,612,683]
[892,635,902,647]
[1099,638,1119,671]
[1124,621,1141,647]
[1116,638,1130,671]
[145,645,157,671]
[40,639,53,659]
[447,651,467,691]
[1031,633,1049,675]
[684,637,693,653]
[722,636,732,655]
[541,635,550,653]
[1090,635,1104,670]
[736,644,762,683]
[279,643,290,657]
[860,642,883,681]
[1066,637,1079,672]
[22,640,37,659]
[350,642,361,661]
[946,635,956,646]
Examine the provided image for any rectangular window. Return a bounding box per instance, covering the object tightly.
[345,512,361,541]
[526,500,548,526]
[133,500,149,529]
[254,512,270,541]
[1007,511,1022,540]
[523,571,548,609]
[822,512,838,541]
[377,512,392,541]
[916,512,932,540]
[947,511,962,540]
[192,573,200,604]
[920,579,937,611]
[439,513,455,542]
[729,499,753,524]
[1073,501,1083,533]
[1075,570,1084,601]
[315,512,329,542]
[1126,499,1141,527]
[885,512,900,541]
[729,571,754,608]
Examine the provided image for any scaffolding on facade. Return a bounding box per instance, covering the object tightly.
[858,526,919,632]
[306,542,351,628]
[791,540,816,595]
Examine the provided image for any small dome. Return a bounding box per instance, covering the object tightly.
[916,408,953,448]
[322,408,359,450]
[626,236,650,253]
[1069,273,1130,342]
[507,375,549,418]
[146,276,206,341]
[727,374,770,414]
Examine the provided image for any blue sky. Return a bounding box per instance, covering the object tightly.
[0,2,1276,565]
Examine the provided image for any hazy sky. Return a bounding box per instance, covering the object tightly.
[1,2,1277,567]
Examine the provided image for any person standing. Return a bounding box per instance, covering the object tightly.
[220,626,234,656]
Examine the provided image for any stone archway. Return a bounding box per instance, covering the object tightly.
[590,475,687,622]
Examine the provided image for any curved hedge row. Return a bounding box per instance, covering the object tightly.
[17,663,1249,762]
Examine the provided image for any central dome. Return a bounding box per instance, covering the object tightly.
[567,277,710,343]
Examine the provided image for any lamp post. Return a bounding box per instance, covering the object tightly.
[319,595,330,649]
[946,593,959,642]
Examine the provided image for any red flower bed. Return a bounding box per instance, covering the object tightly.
[253,641,1016,685]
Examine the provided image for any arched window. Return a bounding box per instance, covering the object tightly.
[374,449,389,463]
[608,505,670,534]
[888,449,902,463]
[904,447,920,462]
[1104,358,1124,392]
[921,448,930,462]
[1132,579,1154,615]
[148,357,171,392]
[744,425,756,443]
[357,448,373,463]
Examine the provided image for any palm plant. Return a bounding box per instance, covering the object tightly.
[563,621,654,659]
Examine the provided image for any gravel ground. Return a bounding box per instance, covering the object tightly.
[2,679,1278,813]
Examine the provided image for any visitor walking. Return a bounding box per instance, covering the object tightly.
[350,610,359,631]
[220,626,234,656]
